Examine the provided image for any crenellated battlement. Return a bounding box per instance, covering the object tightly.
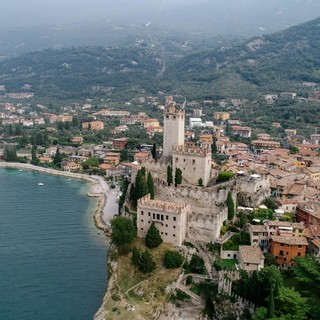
[138,194,190,214]
[172,142,211,157]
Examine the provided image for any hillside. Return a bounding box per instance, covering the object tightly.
[170,16,320,98]
[0,46,165,101]
[0,17,320,103]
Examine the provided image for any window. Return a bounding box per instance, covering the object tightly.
[148,212,151,217]
[148,221,150,224]
[166,224,168,227]
[165,232,168,235]
[192,159,195,165]
[161,232,163,235]
[286,252,289,255]
[279,250,284,256]
[287,244,290,248]
[166,215,169,220]
[298,245,302,249]
[298,252,301,256]
[284,258,287,262]
[141,211,144,215]
[183,159,186,162]
[141,228,143,230]
[157,214,160,220]
[280,243,284,247]
[141,220,143,222]
[161,215,164,221]
[173,226,176,229]
[173,234,176,237]
[173,217,176,221]
[153,213,155,219]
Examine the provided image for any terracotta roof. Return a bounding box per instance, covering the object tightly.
[271,235,308,246]
[239,245,264,264]
[249,224,266,232]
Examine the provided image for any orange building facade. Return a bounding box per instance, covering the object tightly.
[270,235,308,269]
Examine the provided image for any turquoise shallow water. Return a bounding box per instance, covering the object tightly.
[0,168,108,320]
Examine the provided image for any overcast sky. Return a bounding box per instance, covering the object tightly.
[1,0,319,32]
[0,0,206,28]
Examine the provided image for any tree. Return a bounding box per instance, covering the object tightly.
[3,143,18,162]
[53,146,63,167]
[135,168,149,200]
[120,149,128,162]
[187,254,206,274]
[151,143,157,160]
[167,165,173,186]
[175,168,182,187]
[276,286,309,320]
[264,197,278,210]
[164,250,184,268]
[138,250,156,273]
[132,246,141,266]
[129,183,136,207]
[227,191,235,220]
[198,178,203,187]
[81,157,99,170]
[110,216,136,254]
[145,222,163,248]
[147,172,155,199]
[217,171,234,183]
[31,145,40,165]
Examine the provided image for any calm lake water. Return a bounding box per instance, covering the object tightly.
[0,168,108,320]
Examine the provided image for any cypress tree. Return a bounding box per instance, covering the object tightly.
[129,183,136,207]
[132,246,141,266]
[138,250,156,273]
[31,145,40,165]
[151,143,157,160]
[167,165,173,186]
[267,288,275,318]
[227,191,235,220]
[53,146,63,167]
[147,172,155,199]
[145,222,163,248]
[175,168,182,187]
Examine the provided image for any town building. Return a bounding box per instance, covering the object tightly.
[238,245,265,271]
[193,109,203,117]
[213,112,230,121]
[71,136,84,144]
[270,235,308,269]
[248,224,269,251]
[231,126,252,138]
[82,121,104,131]
[112,137,128,150]
[137,194,190,246]
[189,117,203,128]
[252,140,281,153]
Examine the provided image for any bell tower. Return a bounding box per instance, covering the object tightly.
[163,101,185,157]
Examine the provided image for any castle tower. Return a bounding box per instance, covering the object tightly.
[163,103,185,157]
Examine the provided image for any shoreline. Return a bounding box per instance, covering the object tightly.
[0,161,116,320]
[0,162,111,230]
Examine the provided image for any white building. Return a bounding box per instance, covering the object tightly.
[189,118,203,128]
[137,194,190,246]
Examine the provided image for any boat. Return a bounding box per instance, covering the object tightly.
[19,170,23,172]
[38,183,44,186]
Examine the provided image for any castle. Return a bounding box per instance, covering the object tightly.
[136,97,270,246]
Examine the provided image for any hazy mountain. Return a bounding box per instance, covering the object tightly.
[0,0,320,57]
[170,16,320,98]
[0,17,320,102]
